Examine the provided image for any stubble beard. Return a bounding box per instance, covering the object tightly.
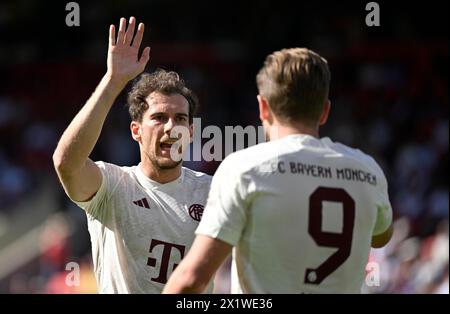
[152,157,182,170]
[148,150,182,170]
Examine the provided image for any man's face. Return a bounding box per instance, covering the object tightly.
[132,91,192,170]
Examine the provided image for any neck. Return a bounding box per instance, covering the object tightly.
[139,156,182,184]
[268,120,319,140]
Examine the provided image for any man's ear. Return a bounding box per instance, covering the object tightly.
[130,121,141,142]
[257,95,272,124]
[319,99,331,126]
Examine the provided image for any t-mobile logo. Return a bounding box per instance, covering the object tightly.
[147,239,186,284]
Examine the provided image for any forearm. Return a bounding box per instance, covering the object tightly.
[163,236,232,294]
[53,74,126,174]
[163,266,209,294]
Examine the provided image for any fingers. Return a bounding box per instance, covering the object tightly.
[124,17,136,46]
[116,17,126,44]
[139,46,151,67]
[109,24,116,46]
[113,17,144,47]
[132,23,145,49]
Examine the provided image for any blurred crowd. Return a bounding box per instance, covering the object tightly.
[0,1,447,293]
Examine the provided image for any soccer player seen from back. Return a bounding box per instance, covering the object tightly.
[53,17,212,293]
[163,47,393,294]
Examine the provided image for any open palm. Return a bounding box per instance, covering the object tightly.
[107,17,150,85]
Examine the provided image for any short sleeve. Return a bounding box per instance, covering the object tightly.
[71,161,123,219]
[372,171,393,236]
[195,156,250,246]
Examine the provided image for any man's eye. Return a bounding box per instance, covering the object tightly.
[177,116,187,122]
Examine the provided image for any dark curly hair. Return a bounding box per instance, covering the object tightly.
[127,69,198,123]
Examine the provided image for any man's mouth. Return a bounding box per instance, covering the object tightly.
[160,143,173,150]
[160,143,173,148]
[160,140,179,154]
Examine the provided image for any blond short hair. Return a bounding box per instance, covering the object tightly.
[256,48,331,125]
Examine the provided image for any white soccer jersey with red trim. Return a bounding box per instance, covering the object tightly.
[72,161,212,293]
[196,134,392,293]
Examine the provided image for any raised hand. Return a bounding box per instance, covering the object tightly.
[107,17,151,86]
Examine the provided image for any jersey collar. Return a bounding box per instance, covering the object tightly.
[135,163,184,191]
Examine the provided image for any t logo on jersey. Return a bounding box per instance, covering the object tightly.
[188,204,204,222]
[147,239,185,284]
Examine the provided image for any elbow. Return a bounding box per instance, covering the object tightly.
[371,238,388,249]
[52,149,72,176]
[52,151,62,169]
[371,224,394,249]
[52,150,65,172]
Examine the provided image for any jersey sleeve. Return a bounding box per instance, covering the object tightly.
[195,155,251,246]
[372,170,393,236]
[71,161,123,219]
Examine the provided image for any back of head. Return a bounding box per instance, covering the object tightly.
[256,48,331,126]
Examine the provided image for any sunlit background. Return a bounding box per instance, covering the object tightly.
[0,0,448,293]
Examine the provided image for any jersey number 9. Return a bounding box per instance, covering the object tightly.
[305,187,355,284]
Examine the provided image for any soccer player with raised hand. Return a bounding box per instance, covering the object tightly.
[53,17,212,293]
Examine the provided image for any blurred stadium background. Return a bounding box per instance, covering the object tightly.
[0,0,447,293]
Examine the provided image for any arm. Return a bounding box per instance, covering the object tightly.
[163,155,247,294]
[370,167,393,249]
[371,223,393,248]
[162,235,232,294]
[53,17,150,202]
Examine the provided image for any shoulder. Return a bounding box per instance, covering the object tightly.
[228,140,276,161]
[183,167,213,185]
[94,161,137,179]
[219,139,296,175]
[324,138,386,179]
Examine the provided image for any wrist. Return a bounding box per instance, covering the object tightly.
[103,72,128,90]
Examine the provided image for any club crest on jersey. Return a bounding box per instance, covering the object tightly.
[188,204,204,222]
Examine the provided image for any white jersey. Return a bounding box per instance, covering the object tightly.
[72,161,213,293]
[196,134,392,294]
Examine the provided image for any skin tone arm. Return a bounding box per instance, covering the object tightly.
[53,17,150,202]
[162,235,232,294]
[371,223,393,248]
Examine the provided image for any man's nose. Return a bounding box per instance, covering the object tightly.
[164,117,176,134]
